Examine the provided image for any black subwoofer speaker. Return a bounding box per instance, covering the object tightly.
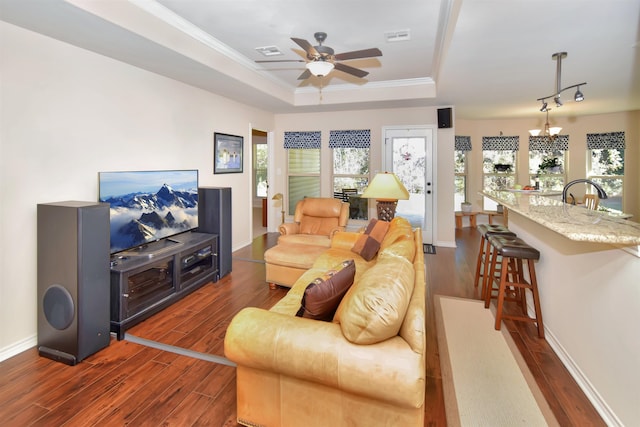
[198,187,232,279]
[37,201,110,365]
[437,107,453,128]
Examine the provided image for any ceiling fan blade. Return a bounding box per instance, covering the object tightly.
[291,37,319,57]
[297,69,312,80]
[334,62,369,78]
[334,48,382,61]
[255,59,305,63]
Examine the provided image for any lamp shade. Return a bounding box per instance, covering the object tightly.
[360,172,409,201]
[306,61,334,77]
[272,193,283,201]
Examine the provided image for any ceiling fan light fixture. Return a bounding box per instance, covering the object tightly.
[306,60,334,77]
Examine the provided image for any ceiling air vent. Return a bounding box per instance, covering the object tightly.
[384,29,411,43]
[255,46,283,56]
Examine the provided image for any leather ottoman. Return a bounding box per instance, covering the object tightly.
[264,243,328,288]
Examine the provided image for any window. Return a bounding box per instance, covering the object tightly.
[288,148,320,213]
[253,143,268,198]
[586,132,625,212]
[454,136,472,211]
[285,131,322,214]
[482,136,519,210]
[528,136,568,191]
[588,148,624,211]
[330,130,370,220]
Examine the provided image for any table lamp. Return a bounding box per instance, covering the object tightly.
[360,172,409,221]
[272,193,285,224]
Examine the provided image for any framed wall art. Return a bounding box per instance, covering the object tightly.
[214,132,243,174]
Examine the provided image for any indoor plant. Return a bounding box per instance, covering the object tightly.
[539,157,562,173]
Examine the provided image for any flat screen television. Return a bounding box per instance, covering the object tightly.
[99,170,199,254]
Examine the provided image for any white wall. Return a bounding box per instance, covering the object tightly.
[0,22,274,358]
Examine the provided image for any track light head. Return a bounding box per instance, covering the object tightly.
[574,86,584,102]
[540,100,548,112]
[554,95,563,107]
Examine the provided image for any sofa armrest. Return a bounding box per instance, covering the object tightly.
[279,222,300,235]
[224,307,424,408]
[330,231,361,250]
[328,226,346,239]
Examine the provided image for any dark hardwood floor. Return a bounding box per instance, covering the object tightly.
[0,228,605,426]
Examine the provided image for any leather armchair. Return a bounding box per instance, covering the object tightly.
[278,197,349,247]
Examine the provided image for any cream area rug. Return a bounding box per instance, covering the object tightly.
[435,295,558,427]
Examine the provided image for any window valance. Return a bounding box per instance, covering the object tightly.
[284,131,321,149]
[529,135,569,151]
[329,129,370,148]
[482,136,519,151]
[586,132,625,150]
[455,136,472,151]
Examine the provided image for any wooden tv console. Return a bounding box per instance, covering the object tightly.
[109,232,218,339]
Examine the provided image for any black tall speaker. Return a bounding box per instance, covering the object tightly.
[437,107,453,128]
[198,187,232,279]
[37,201,110,365]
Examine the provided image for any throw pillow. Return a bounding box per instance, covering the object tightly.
[351,218,390,261]
[295,259,356,321]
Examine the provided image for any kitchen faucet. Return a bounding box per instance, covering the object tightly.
[562,179,608,204]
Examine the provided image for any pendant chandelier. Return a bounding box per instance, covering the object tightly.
[529,108,562,140]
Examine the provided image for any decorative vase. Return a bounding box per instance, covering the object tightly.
[461,203,472,213]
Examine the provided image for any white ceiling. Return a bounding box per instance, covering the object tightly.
[2,0,639,120]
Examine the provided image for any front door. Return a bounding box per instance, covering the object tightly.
[384,126,434,244]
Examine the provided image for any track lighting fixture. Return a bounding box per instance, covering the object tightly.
[536,52,586,110]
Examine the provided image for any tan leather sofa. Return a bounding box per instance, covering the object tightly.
[278,197,350,247]
[225,217,426,426]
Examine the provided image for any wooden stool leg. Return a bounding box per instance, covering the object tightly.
[455,214,462,228]
[494,259,509,330]
[469,214,477,228]
[527,260,545,338]
[484,246,499,307]
[474,236,486,288]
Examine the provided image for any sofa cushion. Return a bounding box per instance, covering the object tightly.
[351,219,390,261]
[379,216,414,252]
[337,253,415,344]
[296,259,356,321]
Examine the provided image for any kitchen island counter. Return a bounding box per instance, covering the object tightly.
[479,189,640,425]
[482,190,640,245]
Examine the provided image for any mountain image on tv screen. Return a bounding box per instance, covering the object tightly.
[99,170,199,254]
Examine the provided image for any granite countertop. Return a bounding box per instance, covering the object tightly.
[482,190,640,245]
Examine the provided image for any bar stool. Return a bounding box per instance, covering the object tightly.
[473,224,516,297]
[484,235,544,338]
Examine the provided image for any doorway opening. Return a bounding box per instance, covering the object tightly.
[252,129,268,238]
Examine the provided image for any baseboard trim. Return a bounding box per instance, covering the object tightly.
[0,334,37,362]
[543,327,623,427]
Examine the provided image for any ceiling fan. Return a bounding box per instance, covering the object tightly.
[256,32,382,80]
